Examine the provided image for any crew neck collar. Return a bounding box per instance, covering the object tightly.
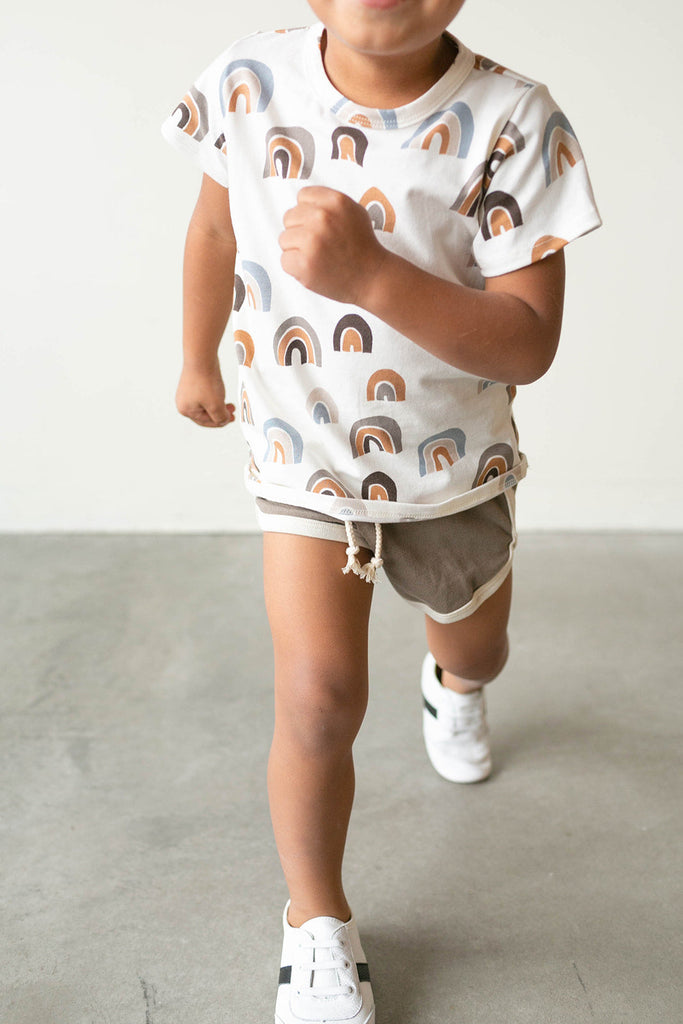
[303,20,475,130]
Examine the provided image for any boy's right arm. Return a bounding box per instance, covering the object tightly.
[176,174,237,428]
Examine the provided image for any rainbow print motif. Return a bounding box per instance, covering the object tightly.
[350,417,403,458]
[263,126,316,179]
[162,22,601,521]
[333,314,373,354]
[418,429,467,476]
[273,317,322,366]
[331,126,369,165]
[263,419,303,465]
[307,389,339,424]
[402,101,474,156]
[473,443,514,487]
[220,59,274,114]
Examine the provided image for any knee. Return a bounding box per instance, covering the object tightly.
[437,632,509,685]
[273,658,368,757]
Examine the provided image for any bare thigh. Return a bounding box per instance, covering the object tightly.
[263,532,375,750]
[424,570,513,684]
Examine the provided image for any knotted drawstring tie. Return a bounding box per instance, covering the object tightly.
[342,521,384,584]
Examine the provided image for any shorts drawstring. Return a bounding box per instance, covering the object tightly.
[342,521,384,584]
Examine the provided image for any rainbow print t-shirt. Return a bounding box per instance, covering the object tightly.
[162,21,601,523]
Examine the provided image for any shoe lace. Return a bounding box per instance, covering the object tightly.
[294,938,355,999]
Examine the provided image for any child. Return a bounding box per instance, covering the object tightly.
[162,2,601,1020]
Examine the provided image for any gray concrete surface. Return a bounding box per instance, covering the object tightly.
[1,532,681,1024]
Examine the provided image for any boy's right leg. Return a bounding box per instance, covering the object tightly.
[263,531,374,929]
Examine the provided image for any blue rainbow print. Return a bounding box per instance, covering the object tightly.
[542,111,582,186]
[263,418,303,465]
[219,59,274,115]
[242,260,272,311]
[401,101,474,156]
[418,428,466,476]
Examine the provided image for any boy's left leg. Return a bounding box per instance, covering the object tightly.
[425,569,512,693]
[421,571,512,782]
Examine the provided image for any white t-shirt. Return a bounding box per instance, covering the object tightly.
[162,21,601,523]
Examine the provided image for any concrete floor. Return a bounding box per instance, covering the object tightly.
[0,532,681,1024]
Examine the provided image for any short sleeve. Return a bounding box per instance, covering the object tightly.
[472,83,602,277]
[161,50,231,188]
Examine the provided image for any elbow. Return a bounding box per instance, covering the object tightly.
[514,323,561,385]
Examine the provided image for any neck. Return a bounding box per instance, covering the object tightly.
[320,28,458,109]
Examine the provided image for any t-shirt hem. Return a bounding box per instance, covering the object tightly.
[160,121,230,188]
[477,214,603,278]
[244,456,527,523]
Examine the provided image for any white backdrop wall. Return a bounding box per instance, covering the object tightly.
[1,0,681,531]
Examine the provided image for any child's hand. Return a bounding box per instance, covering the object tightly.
[176,361,236,428]
[279,186,388,306]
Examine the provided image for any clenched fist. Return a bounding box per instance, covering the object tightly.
[279,186,388,306]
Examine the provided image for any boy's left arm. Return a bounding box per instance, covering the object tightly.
[280,186,565,386]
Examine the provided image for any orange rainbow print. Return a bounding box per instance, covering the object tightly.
[472,443,514,487]
[542,112,583,186]
[263,418,303,465]
[333,313,373,354]
[349,417,403,458]
[331,126,368,166]
[452,121,524,217]
[263,126,315,178]
[366,369,406,402]
[361,472,397,502]
[219,59,274,114]
[307,388,339,424]
[273,317,322,366]
[532,235,567,262]
[234,329,255,367]
[306,470,352,498]
[239,384,254,425]
[401,101,474,157]
[418,428,466,476]
[359,188,396,232]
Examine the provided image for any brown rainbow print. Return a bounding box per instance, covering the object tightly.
[219,59,274,115]
[451,162,487,217]
[350,417,403,458]
[366,369,406,402]
[333,313,373,354]
[170,86,209,142]
[480,190,523,240]
[233,274,246,311]
[273,317,322,366]
[331,126,369,166]
[359,188,396,232]
[306,470,352,498]
[263,126,315,179]
[361,472,397,502]
[472,443,514,487]
[417,428,466,476]
[234,329,255,367]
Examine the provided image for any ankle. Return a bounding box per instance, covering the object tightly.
[287,899,352,928]
[439,668,484,695]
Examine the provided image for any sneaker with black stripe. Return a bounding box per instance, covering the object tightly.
[275,900,375,1024]
[421,652,492,783]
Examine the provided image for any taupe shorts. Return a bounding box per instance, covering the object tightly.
[255,489,517,624]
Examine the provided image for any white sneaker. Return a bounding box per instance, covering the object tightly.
[421,652,492,783]
[275,901,375,1024]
